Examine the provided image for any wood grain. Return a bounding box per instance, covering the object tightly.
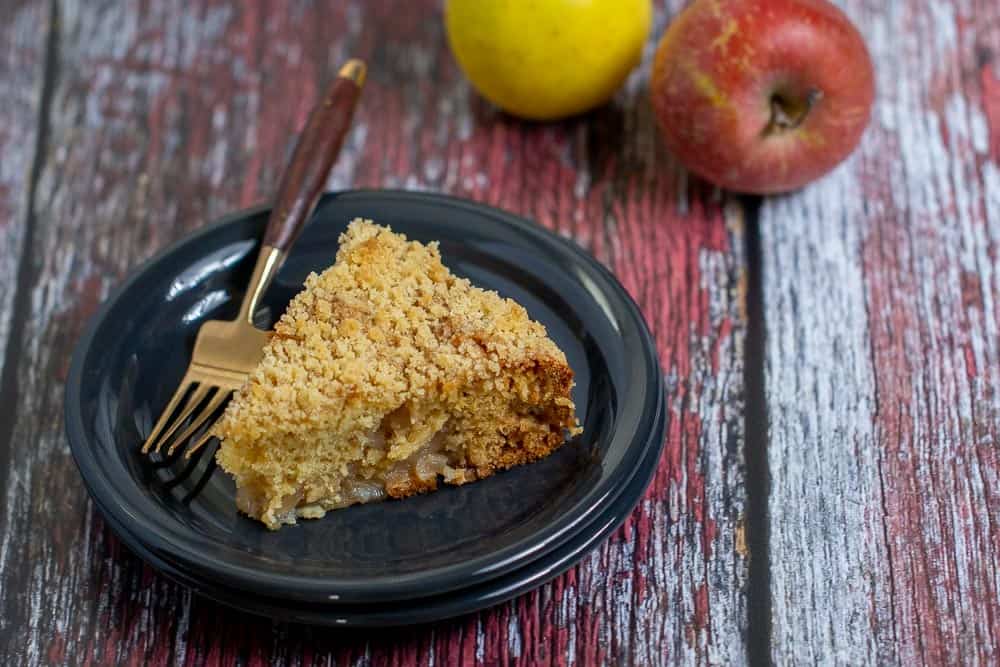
[761,0,1000,663]
[0,3,50,661]
[0,1,47,381]
[0,1,748,665]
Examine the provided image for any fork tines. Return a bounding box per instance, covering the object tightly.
[141,378,232,457]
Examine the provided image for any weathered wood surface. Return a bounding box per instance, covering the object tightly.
[761,0,1000,664]
[0,1,748,665]
[0,1,47,381]
[0,2,50,660]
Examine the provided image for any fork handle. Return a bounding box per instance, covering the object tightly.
[236,59,366,324]
[263,59,366,250]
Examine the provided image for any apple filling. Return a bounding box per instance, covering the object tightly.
[233,405,482,527]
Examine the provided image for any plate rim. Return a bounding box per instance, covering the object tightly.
[89,399,666,626]
[65,189,665,602]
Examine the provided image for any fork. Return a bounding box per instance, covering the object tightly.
[141,58,366,458]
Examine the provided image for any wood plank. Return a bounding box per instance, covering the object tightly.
[0,3,50,660]
[0,1,748,664]
[0,1,47,380]
[761,0,1000,663]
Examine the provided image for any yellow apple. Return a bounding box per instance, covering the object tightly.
[445,0,652,121]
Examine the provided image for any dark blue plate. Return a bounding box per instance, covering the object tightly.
[91,403,664,626]
[66,191,664,604]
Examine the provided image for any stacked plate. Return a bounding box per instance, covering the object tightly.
[66,192,665,626]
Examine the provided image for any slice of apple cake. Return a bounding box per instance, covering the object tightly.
[211,219,580,529]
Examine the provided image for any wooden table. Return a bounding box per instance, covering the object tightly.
[1,1,997,664]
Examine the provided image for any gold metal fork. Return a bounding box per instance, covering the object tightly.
[142,59,366,458]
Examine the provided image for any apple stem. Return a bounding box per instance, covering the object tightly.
[765,88,823,135]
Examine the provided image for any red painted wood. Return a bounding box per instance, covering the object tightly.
[761,0,1000,663]
[0,1,747,665]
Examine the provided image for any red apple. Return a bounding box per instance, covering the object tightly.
[650,0,875,193]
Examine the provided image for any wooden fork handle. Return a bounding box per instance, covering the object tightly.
[262,59,366,250]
